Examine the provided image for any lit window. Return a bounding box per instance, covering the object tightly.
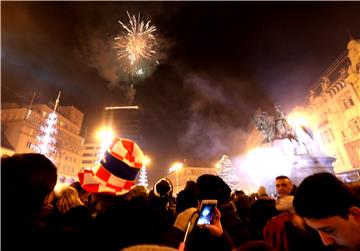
[82,160,93,164]
[348,96,355,107]
[328,129,334,141]
[351,118,360,134]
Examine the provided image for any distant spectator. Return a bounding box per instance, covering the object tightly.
[149,178,176,240]
[56,186,84,214]
[70,181,92,208]
[176,181,198,215]
[249,186,278,240]
[275,176,296,198]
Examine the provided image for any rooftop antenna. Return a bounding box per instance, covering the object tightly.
[25,91,37,119]
[53,91,61,112]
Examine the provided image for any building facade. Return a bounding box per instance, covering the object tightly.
[103,105,143,143]
[80,142,101,170]
[297,39,360,174]
[1,103,85,186]
[166,160,217,195]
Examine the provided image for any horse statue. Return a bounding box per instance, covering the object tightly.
[252,106,313,154]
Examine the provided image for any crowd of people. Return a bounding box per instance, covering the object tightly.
[2,137,360,251]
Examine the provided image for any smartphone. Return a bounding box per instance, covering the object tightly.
[197,199,217,225]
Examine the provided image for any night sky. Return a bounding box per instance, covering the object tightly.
[2,2,360,185]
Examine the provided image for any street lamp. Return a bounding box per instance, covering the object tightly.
[169,162,183,194]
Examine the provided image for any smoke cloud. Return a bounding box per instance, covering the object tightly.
[179,73,249,160]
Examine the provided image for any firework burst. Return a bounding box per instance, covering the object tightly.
[114,11,158,77]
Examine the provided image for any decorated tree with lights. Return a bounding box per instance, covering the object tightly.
[138,166,148,188]
[32,92,61,161]
[216,155,239,191]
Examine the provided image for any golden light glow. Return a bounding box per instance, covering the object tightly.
[169,162,183,173]
[287,112,308,128]
[105,105,139,110]
[96,126,115,147]
[143,155,151,166]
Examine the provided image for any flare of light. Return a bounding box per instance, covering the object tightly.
[114,11,157,76]
[169,162,183,173]
[143,155,151,166]
[96,126,115,160]
[287,112,309,128]
[231,146,295,194]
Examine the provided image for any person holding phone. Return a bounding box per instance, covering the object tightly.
[164,175,239,251]
[197,200,218,225]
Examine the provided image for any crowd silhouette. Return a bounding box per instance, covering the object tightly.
[2,138,360,251]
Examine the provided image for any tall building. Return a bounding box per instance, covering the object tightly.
[80,142,101,170]
[295,39,360,174]
[102,105,142,143]
[1,102,85,185]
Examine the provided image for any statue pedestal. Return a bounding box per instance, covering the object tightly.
[290,153,336,186]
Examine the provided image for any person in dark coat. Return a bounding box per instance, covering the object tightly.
[2,153,57,251]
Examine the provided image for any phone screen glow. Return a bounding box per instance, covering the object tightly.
[197,204,216,225]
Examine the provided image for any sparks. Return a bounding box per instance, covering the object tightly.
[114,11,157,76]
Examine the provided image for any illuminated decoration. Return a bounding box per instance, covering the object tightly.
[114,11,158,77]
[96,126,115,161]
[138,167,148,188]
[138,155,150,188]
[32,92,61,160]
[216,155,240,191]
[105,105,139,110]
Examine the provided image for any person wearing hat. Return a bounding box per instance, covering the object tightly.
[78,138,162,251]
[148,178,176,241]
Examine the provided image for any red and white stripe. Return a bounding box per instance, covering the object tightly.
[78,138,144,195]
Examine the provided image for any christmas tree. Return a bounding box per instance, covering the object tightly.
[216,155,239,191]
[138,166,148,188]
[32,92,61,160]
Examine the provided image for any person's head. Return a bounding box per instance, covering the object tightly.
[184,180,197,193]
[56,186,84,214]
[293,172,360,250]
[2,153,57,213]
[153,178,173,199]
[275,175,293,198]
[70,181,92,206]
[257,186,268,197]
[196,174,231,205]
